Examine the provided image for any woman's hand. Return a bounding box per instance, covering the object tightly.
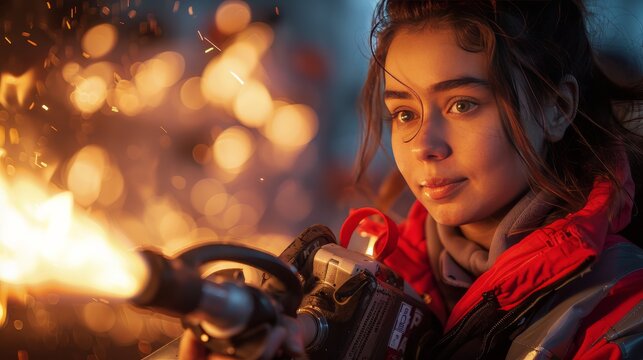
[178,315,306,360]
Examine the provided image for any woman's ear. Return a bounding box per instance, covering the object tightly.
[545,74,579,142]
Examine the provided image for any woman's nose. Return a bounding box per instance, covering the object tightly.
[410,111,451,161]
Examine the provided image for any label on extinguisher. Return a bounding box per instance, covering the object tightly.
[387,301,424,356]
[341,275,433,359]
[388,302,412,349]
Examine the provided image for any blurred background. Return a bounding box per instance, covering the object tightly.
[0,0,640,359]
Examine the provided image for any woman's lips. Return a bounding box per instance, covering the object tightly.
[420,178,467,200]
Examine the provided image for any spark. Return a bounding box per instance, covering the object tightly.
[65,19,71,29]
[4,37,10,44]
[204,47,214,53]
[197,30,203,41]
[160,126,168,134]
[41,104,49,111]
[49,125,58,132]
[188,6,194,16]
[259,177,265,182]
[46,1,51,10]
[173,1,180,13]
[27,39,38,47]
[29,102,35,110]
[275,6,280,15]
[111,106,119,113]
[229,71,245,85]
[34,152,47,168]
[21,32,30,37]
[203,37,221,52]
[82,52,90,58]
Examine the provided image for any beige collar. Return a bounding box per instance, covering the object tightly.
[426,190,557,289]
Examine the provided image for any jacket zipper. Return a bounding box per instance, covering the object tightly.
[427,291,498,357]
[477,257,595,358]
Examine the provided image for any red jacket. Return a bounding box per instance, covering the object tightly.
[377,162,643,359]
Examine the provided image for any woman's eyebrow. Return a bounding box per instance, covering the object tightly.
[384,76,490,100]
[432,76,490,92]
[383,89,413,100]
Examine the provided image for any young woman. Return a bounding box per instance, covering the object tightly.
[180,0,643,358]
[355,0,643,358]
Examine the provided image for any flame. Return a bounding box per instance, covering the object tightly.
[0,283,7,326]
[0,173,148,299]
[365,234,378,257]
[0,69,35,108]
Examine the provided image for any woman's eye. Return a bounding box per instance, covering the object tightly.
[448,100,478,114]
[392,110,416,123]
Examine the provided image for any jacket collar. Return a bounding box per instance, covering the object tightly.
[442,156,634,330]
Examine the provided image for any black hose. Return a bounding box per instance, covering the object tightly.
[176,244,303,316]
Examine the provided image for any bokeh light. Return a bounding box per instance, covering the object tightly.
[134,53,185,102]
[179,77,206,110]
[81,24,118,58]
[215,0,252,35]
[190,178,228,216]
[153,52,186,87]
[110,79,142,116]
[201,42,259,106]
[70,76,108,114]
[66,145,109,207]
[61,62,81,83]
[264,104,319,149]
[233,80,273,127]
[97,164,125,207]
[82,62,116,85]
[235,23,274,57]
[212,126,255,172]
[82,302,116,333]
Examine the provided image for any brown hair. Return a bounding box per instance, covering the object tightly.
[356,0,643,221]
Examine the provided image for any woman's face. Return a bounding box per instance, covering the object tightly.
[384,25,544,228]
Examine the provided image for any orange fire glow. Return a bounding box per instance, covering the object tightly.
[0,283,7,326]
[0,173,148,300]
